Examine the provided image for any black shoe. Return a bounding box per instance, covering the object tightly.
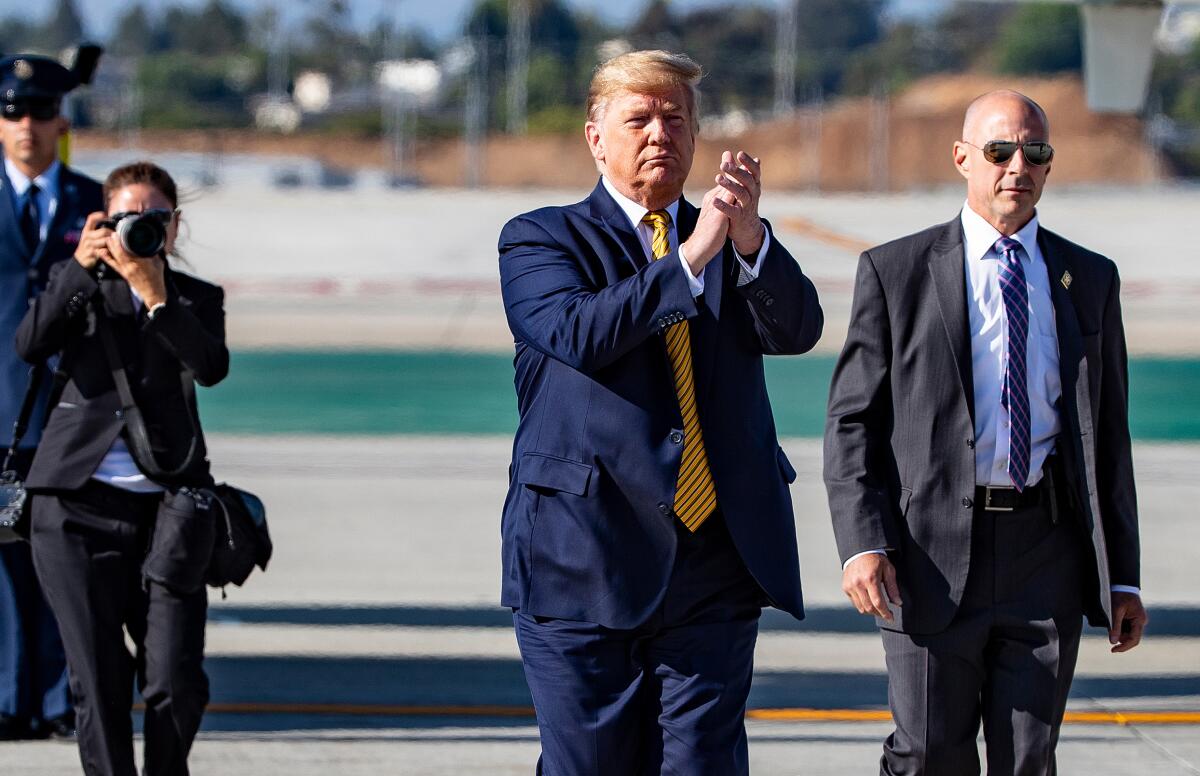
[27,713,75,741]
[0,713,31,741]
[41,713,76,741]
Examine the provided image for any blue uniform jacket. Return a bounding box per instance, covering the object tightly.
[498,180,824,629]
[0,160,102,448]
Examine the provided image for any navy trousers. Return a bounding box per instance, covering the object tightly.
[0,448,70,726]
[515,514,764,776]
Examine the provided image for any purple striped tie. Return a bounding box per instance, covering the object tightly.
[995,236,1031,491]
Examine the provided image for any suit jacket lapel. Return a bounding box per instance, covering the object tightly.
[674,199,723,321]
[588,179,650,272]
[0,167,32,264]
[928,219,976,423]
[673,196,721,402]
[1039,230,1085,436]
[101,274,137,319]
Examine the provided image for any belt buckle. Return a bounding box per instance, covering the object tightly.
[983,485,1014,512]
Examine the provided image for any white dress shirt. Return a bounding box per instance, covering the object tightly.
[960,203,1061,488]
[600,177,769,294]
[5,156,59,243]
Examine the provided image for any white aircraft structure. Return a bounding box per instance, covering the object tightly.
[984,1,1200,113]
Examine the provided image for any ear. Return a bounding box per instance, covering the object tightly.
[952,141,970,181]
[585,121,604,164]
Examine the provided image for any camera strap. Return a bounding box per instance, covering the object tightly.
[2,349,72,476]
[94,300,202,481]
[2,365,44,474]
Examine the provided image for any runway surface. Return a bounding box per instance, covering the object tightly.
[9,436,1199,774]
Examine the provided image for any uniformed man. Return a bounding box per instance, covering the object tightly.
[0,53,102,741]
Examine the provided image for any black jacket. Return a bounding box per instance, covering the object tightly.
[15,257,228,491]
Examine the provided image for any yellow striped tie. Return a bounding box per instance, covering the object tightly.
[642,210,717,532]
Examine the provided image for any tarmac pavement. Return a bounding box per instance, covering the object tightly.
[5,435,1197,774]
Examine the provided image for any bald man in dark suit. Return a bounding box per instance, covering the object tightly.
[825,91,1147,775]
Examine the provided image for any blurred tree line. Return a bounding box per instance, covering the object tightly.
[2,0,1198,141]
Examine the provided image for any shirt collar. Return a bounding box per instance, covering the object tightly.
[5,156,60,199]
[601,176,680,232]
[960,200,1039,263]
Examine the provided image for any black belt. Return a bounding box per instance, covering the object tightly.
[975,482,1045,512]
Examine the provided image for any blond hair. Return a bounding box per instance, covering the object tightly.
[587,50,703,129]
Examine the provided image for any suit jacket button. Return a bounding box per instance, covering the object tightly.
[669,431,683,444]
[966,438,975,449]
[115,410,124,419]
[658,502,671,516]
[962,497,973,508]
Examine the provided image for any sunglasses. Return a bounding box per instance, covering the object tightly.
[1,99,60,122]
[963,140,1054,167]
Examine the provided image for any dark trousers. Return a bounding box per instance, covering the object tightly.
[0,448,70,725]
[880,498,1085,776]
[515,514,764,776]
[30,481,209,776]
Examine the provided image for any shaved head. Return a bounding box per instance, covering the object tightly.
[953,89,1052,235]
[962,90,1049,144]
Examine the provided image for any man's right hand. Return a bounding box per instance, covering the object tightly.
[843,552,903,622]
[74,212,112,270]
[679,185,730,277]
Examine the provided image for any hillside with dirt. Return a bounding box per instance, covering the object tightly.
[74,74,1160,191]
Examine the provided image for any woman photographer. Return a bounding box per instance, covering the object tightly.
[15,161,227,776]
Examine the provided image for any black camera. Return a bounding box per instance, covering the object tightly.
[97,210,173,258]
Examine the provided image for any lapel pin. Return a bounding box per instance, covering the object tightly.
[1061,270,1072,290]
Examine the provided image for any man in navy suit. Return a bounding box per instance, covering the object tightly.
[0,53,101,740]
[498,50,823,775]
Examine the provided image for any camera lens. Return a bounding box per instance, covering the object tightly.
[117,213,167,258]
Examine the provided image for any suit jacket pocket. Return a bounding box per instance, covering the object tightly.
[518,452,594,496]
[777,447,797,484]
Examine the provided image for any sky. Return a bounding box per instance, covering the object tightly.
[3,0,951,43]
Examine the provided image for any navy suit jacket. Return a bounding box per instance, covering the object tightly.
[0,160,102,448]
[498,180,824,629]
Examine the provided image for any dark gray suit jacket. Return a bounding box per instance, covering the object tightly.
[824,217,1139,634]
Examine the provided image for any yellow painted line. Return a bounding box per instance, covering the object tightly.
[748,708,892,722]
[1063,711,1200,725]
[183,703,1200,725]
[749,709,1200,725]
[203,703,535,718]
